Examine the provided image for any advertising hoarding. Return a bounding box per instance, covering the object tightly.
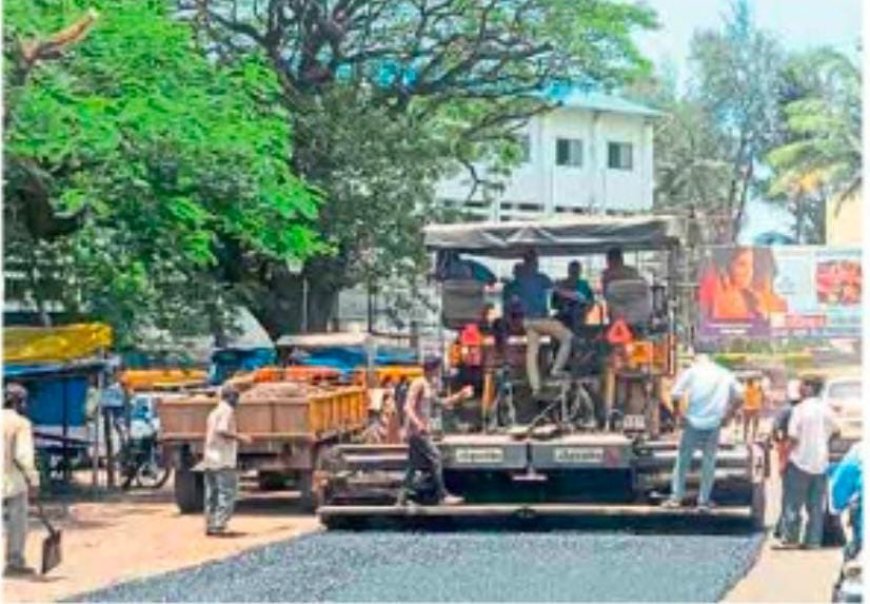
[697,246,861,340]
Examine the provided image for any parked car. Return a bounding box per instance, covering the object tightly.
[823,376,862,463]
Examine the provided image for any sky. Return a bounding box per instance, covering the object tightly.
[635,0,861,85]
[633,0,862,242]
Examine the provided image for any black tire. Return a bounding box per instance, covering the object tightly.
[175,469,204,514]
[750,481,766,531]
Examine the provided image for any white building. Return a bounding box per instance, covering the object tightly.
[336,92,663,333]
[436,91,662,222]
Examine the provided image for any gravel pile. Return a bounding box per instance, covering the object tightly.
[74,530,764,602]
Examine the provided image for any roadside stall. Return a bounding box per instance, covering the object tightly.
[3,323,113,490]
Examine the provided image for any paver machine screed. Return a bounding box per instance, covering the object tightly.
[316,215,769,528]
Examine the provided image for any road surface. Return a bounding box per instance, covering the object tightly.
[75,518,765,602]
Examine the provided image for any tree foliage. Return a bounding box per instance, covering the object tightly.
[685,0,786,241]
[766,48,861,243]
[185,0,657,334]
[4,0,321,346]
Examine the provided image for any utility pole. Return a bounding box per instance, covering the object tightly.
[366,279,374,334]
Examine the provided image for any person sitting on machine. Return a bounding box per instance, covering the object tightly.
[515,249,579,395]
[553,260,595,331]
[493,264,525,356]
[601,247,642,295]
[601,247,652,329]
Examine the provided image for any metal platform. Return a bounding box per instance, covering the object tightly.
[318,502,753,520]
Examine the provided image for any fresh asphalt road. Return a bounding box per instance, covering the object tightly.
[75,519,765,602]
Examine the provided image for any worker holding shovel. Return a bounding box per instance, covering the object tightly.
[3,383,39,577]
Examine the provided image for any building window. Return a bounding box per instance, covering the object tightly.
[556,138,583,167]
[517,134,531,163]
[608,142,633,170]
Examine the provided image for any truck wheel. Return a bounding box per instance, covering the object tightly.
[750,481,766,531]
[175,469,204,514]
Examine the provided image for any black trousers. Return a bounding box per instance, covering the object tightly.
[402,433,448,501]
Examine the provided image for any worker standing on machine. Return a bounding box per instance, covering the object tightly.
[396,356,473,506]
[662,345,744,513]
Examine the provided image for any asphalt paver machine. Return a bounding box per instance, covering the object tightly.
[317,215,769,527]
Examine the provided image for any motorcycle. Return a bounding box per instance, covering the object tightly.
[115,400,171,490]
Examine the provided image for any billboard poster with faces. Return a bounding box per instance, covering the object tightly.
[697,246,861,340]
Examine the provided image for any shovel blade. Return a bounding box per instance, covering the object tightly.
[41,531,62,575]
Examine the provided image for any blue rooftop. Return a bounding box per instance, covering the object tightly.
[551,89,664,117]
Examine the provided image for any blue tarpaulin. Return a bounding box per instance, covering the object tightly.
[210,347,276,384]
[4,362,104,431]
[298,346,416,375]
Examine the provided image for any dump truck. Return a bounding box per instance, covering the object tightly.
[158,379,367,512]
[158,331,421,513]
[316,215,770,528]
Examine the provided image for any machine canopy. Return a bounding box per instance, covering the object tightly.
[423,215,683,258]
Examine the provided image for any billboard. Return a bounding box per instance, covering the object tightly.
[697,246,861,340]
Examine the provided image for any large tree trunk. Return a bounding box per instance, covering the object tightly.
[248,264,342,338]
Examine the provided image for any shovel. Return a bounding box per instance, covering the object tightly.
[33,496,62,575]
[15,460,62,575]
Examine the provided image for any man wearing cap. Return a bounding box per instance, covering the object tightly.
[203,386,251,536]
[397,357,473,506]
[663,346,744,512]
[3,383,39,576]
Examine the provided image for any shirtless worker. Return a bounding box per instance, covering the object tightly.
[396,356,473,506]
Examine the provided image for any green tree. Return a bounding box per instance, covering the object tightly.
[4,0,321,346]
[186,0,658,334]
[767,48,861,243]
[626,69,732,225]
[686,0,786,241]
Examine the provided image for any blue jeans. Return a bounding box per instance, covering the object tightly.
[670,424,720,505]
[782,462,826,547]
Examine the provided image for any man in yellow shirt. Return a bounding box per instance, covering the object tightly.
[3,383,40,576]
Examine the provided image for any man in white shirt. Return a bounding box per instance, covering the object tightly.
[776,376,839,549]
[662,347,744,512]
[3,383,40,576]
[203,386,251,536]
